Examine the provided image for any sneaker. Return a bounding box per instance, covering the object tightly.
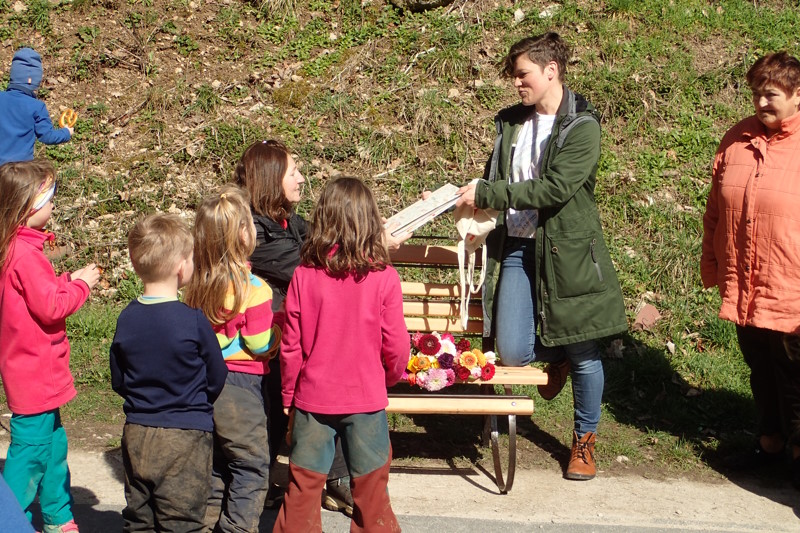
[322,476,353,517]
[43,520,79,533]
[537,359,570,400]
[723,442,784,470]
[565,431,596,481]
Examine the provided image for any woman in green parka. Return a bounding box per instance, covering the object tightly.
[456,32,627,480]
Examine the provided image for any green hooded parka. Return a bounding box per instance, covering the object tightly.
[475,87,627,347]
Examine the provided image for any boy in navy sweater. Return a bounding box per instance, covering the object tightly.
[0,48,72,166]
[110,214,227,532]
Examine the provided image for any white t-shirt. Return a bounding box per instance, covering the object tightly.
[506,112,556,238]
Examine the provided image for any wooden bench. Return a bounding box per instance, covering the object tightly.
[386,240,547,493]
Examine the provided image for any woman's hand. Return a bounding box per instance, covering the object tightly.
[455,183,477,208]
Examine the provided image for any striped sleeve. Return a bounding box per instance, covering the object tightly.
[241,275,281,358]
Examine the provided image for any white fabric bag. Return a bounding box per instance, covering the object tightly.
[454,199,498,329]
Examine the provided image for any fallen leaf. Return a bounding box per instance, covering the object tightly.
[632,303,661,332]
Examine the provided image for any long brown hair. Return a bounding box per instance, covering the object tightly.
[301,177,390,278]
[0,160,55,272]
[232,140,293,222]
[184,184,255,325]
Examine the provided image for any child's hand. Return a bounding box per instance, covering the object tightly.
[73,263,101,289]
[67,127,74,136]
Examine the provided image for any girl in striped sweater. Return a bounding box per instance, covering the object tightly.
[185,184,283,533]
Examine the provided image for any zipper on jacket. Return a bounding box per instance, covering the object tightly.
[508,143,516,180]
[539,311,547,335]
[590,239,603,282]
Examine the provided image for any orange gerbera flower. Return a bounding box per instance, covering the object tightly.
[414,356,431,372]
[460,351,478,369]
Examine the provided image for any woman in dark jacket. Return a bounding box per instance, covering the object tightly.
[233,140,353,515]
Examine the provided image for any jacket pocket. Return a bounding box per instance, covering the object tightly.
[545,230,608,299]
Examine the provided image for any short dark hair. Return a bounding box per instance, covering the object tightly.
[746,52,800,95]
[500,32,569,81]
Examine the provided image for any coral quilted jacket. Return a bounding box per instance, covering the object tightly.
[701,111,800,334]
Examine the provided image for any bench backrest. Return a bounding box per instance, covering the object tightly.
[389,241,483,336]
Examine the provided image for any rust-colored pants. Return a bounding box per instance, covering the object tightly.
[272,410,400,532]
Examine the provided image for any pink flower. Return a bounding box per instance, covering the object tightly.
[424,368,448,391]
[412,332,425,346]
[445,368,456,386]
[441,332,455,344]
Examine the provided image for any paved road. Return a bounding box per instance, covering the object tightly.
[4,441,799,532]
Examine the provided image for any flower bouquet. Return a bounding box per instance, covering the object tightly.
[404,331,497,391]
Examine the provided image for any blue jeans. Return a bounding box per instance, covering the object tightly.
[495,237,604,436]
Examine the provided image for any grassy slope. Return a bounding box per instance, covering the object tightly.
[1,0,799,473]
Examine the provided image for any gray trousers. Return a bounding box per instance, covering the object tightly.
[122,424,212,533]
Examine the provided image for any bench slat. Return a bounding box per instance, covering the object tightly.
[403,300,483,318]
[390,244,459,265]
[404,316,483,334]
[400,282,462,297]
[480,367,548,385]
[387,394,534,415]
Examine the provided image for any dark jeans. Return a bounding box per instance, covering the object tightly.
[121,424,212,533]
[737,325,800,446]
[205,372,270,533]
[266,357,349,480]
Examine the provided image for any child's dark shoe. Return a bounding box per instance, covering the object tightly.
[264,484,285,509]
[322,476,353,517]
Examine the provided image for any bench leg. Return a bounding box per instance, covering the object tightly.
[481,385,517,494]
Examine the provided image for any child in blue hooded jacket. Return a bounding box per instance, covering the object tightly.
[0,48,72,166]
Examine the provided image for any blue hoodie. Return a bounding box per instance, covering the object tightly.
[0,48,71,166]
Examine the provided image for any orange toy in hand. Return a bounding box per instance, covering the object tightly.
[59,108,78,128]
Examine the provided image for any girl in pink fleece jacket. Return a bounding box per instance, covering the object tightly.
[273,177,409,533]
[0,159,100,533]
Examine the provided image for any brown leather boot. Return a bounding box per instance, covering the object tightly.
[566,431,596,480]
[537,359,570,400]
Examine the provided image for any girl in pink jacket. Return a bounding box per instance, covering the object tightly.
[0,159,100,533]
[273,177,409,533]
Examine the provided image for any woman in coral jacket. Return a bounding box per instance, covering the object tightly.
[701,51,800,489]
